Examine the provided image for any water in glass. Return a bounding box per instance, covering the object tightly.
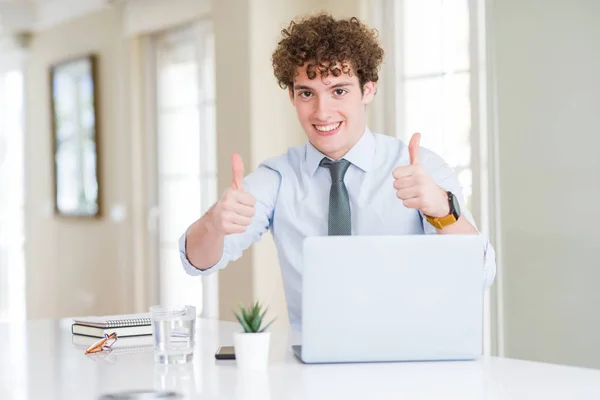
[150,305,196,364]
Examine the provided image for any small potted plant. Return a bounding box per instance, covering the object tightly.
[233,301,275,370]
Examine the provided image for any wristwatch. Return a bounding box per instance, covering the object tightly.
[425,191,461,229]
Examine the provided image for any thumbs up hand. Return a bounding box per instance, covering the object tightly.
[392,133,450,218]
[211,153,256,235]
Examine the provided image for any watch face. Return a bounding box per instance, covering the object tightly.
[449,192,461,218]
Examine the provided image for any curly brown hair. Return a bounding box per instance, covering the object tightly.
[271,13,384,93]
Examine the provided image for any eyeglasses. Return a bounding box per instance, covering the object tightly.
[85,332,118,354]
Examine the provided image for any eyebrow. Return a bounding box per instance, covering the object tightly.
[293,82,354,91]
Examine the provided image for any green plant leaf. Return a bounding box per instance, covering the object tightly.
[235,301,275,333]
[234,311,252,333]
[259,307,269,322]
[258,318,276,333]
[256,307,269,331]
[252,301,260,320]
[251,314,262,332]
[240,304,249,320]
[241,307,254,331]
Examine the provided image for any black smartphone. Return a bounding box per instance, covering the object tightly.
[215,345,236,360]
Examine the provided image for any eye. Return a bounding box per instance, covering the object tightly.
[334,88,348,96]
[298,91,312,99]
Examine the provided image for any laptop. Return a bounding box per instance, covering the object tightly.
[293,234,485,364]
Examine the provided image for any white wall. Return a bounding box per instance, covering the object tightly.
[25,6,134,318]
[493,0,600,368]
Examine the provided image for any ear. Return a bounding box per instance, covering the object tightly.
[288,86,295,105]
[361,81,376,105]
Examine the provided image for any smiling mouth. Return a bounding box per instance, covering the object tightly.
[313,122,342,136]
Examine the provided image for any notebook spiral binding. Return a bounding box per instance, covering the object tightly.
[104,317,152,327]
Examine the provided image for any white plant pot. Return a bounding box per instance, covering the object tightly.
[233,331,271,370]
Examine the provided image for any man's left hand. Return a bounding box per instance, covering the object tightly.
[392,133,450,218]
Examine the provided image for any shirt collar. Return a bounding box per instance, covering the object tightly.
[305,127,376,177]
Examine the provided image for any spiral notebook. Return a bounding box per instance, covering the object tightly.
[72,313,153,338]
[73,313,152,328]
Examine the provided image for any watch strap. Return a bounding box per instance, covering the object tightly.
[425,213,458,230]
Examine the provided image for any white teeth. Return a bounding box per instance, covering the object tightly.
[315,122,341,132]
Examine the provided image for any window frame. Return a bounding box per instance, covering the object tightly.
[0,47,27,322]
[145,20,219,318]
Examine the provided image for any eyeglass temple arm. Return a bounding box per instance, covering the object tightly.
[85,332,117,354]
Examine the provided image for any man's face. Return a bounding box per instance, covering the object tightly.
[289,64,376,160]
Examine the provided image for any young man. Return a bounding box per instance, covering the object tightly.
[179,13,496,330]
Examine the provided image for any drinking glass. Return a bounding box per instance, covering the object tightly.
[150,305,196,364]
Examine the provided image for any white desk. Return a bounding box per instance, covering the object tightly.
[1,318,600,399]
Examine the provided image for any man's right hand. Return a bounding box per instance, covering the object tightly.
[210,153,256,235]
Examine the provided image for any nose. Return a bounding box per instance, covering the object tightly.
[313,95,332,122]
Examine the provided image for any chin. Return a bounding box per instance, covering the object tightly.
[303,123,350,157]
[312,139,345,158]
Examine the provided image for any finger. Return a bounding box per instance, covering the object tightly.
[402,198,421,209]
[224,211,253,226]
[224,223,247,234]
[233,203,255,218]
[396,187,420,200]
[392,165,418,179]
[231,153,245,190]
[235,191,257,207]
[409,132,421,165]
[393,176,416,190]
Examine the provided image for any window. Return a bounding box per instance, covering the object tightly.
[0,67,25,322]
[151,22,217,311]
[398,0,473,208]
[377,0,474,208]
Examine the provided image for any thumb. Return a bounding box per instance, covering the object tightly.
[231,153,244,190]
[408,132,421,165]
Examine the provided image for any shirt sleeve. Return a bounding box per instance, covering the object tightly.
[179,165,281,277]
[419,149,497,291]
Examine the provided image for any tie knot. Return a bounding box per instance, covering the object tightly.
[320,158,351,183]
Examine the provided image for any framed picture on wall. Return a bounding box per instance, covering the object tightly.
[50,54,101,218]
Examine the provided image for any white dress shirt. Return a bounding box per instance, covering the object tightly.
[180,129,496,330]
